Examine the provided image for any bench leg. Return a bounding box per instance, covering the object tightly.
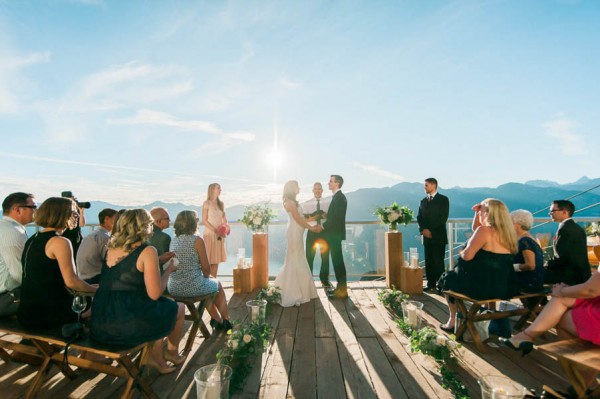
[183,299,212,353]
[558,358,598,399]
[0,347,11,363]
[24,355,53,399]
[33,340,78,380]
[514,296,547,331]
[120,345,158,399]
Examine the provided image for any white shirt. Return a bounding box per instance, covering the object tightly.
[302,196,332,227]
[0,216,27,293]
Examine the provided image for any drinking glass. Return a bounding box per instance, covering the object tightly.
[72,295,87,323]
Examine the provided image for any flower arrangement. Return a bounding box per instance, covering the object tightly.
[374,202,414,231]
[378,288,467,399]
[216,223,231,241]
[377,286,409,315]
[256,284,281,305]
[585,221,599,237]
[240,203,277,233]
[216,321,272,393]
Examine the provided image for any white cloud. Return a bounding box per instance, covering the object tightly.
[352,162,405,181]
[280,76,301,89]
[543,114,587,156]
[0,50,51,114]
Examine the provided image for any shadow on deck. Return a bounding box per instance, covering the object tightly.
[0,281,570,398]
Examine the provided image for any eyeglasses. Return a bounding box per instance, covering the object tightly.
[549,209,562,213]
[19,205,37,210]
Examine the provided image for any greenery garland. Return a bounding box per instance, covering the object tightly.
[379,287,470,399]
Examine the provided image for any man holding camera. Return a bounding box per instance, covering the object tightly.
[61,191,90,256]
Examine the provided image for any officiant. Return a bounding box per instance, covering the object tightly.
[303,182,332,288]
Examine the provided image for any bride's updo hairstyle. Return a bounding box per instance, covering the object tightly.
[282,180,299,205]
[109,209,153,253]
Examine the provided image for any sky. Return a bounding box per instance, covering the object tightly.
[0,0,599,207]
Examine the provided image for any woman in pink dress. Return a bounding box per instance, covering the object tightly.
[202,183,229,277]
[500,270,600,355]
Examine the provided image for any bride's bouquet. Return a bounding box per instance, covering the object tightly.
[240,203,277,233]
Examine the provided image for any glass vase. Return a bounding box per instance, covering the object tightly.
[388,222,398,232]
[252,225,268,234]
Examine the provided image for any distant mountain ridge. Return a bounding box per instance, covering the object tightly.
[83,177,600,223]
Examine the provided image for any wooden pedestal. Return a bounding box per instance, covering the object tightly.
[400,267,423,294]
[385,231,403,289]
[233,268,252,293]
[252,233,269,289]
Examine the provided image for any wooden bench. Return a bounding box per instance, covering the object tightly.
[0,316,157,399]
[538,338,600,398]
[444,290,548,352]
[164,293,214,353]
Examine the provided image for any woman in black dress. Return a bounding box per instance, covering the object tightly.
[439,198,519,331]
[90,209,185,374]
[18,197,97,328]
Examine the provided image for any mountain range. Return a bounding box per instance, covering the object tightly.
[83,176,600,223]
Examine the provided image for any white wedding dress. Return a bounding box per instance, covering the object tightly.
[273,206,318,307]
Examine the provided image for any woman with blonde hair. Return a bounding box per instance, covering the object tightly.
[439,198,520,331]
[90,209,186,374]
[18,197,97,328]
[202,183,229,277]
[274,180,320,307]
[169,210,232,331]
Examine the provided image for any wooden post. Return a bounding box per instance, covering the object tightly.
[385,231,403,289]
[252,233,269,289]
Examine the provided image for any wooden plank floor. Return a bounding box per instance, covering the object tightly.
[0,281,572,398]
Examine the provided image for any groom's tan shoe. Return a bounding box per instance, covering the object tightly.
[327,286,348,299]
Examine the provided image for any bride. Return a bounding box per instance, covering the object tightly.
[274,180,320,307]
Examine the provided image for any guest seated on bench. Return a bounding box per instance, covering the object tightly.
[438,198,519,332]
[18,197,97,328]
[90,209,186,374]
[511,209,545,293]
[168,210,232,332]
[500,270,600,355]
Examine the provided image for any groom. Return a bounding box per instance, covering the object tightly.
[321,174,348,299]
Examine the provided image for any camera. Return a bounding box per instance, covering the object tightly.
[61,191,91,209]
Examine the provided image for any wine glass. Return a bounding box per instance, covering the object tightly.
[72,295,87,324]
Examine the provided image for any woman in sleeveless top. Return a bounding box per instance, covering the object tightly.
[274,181,320,307]
[202,183,229,277]
[18,197,97,328]
[510,209,545,292]
[169,210,232,331]
[439,198,519,331]
[90,209,186,374]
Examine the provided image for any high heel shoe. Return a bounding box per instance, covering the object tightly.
[210,318,223,330]
[222,319,233,332]
[440,323,455,333]
[499,337,534,356]
[164,350,187,366]
[144,357,176,374]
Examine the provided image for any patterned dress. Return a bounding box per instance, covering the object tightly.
[202,201,227,264]
[168,234,219,297]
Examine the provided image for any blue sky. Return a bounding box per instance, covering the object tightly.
[0,0,599,206]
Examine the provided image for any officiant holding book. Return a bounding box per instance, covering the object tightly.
[303,182,332,288]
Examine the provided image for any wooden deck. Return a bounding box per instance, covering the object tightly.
[0,281,573,398]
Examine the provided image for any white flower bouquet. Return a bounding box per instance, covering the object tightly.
[240,203,277,233]
[374,202,414,230]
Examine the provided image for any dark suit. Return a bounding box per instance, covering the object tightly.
[322,190,347,287]
[306,229,330,282]
[545,219,591,285]
[417,193,449,289]
[148,224,171,256]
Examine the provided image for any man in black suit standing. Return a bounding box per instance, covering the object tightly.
[322,175,348,299]
[417,177,449,291]
[545,200,591,285]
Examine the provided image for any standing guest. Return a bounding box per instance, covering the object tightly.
[303,182,331,287]
[322,174,348,299]
[169,210,232,331]
[438,198,519,331]
[417,177,450,291]
[510,209,545,292]
[0,193,36,316]
[76,208,117,284]
[202,183,229,277]
[18,197,97,328]
[148,207,175,265]
[90,209,186,374]
[545,200,591,285]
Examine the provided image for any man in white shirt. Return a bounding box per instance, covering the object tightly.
[302,182,332,287]
[76,208,117,284]
[0,192,36,316]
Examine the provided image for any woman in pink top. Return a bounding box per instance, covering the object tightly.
[202,183,229,277]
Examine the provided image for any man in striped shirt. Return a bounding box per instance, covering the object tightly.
[0,192,36,316]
